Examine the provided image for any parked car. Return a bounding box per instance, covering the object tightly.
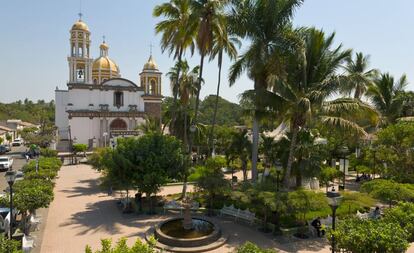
[4,145,10,152]
[11,139,23,147]
[0,156,13,171]
[0,146,7,155]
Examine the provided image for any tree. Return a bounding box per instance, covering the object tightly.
[367,73,408,125]
[153,0,197,103]
[287,189,328,223]
[340,52,378,100]
[135,116,161,134]
[234,242,278,253]
[189,0,228,157]
[196,157,230,214]
[208,20,240,155]
[0,137,3,145]
[229,0,304,182]
[360,179,414,207]
[85,237,156,253]
[246,28,376,187]
[14,179,54,234]
[116,134,187,214]
[330,218,409,253]
[72,143,88,164]
[228,129,251,181]
[319,166,342,192]
[374,122,414,182]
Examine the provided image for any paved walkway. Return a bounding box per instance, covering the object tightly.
[39,164,414,253]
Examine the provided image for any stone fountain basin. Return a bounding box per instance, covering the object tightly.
[154,217,222,248]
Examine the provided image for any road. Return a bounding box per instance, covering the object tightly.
[0,145,27,191]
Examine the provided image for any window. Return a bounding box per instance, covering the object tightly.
[150,79,156,95]
[114,91,124,108]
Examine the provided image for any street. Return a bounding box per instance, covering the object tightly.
[0,145,27,191]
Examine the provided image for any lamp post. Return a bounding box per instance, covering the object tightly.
[103,132,108,147]
[327,187,342,253]
[5,171,16,240]
[338,146,349,191]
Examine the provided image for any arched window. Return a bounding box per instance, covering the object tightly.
[110,118,127,131]
[150,79,156,95]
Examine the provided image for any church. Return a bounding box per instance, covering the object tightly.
[55,16,162,149]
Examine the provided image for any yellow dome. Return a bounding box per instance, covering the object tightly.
[92,57,120,73]
[100,42,109,50]
[71,20,89,32]
[143,55,158,70]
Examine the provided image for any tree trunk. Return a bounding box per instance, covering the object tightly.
[283,124,299,188]
[251,117,259,182]
[208,54,223,157]
[188,52,205,158]
[183,109,188,148]
[171,49,183,134]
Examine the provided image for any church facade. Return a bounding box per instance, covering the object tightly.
[55,17,162,148]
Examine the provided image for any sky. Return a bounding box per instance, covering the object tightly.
[0,0,414,104]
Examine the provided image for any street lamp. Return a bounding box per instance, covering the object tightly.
[338,146,349,190]
[327,187,342,253]
[103,132,108,147]
[5,171,16,240]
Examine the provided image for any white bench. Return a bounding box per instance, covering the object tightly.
[22,234,34,253]
[220,205,256,224]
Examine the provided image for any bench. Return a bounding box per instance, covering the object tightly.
[220,204,256,224]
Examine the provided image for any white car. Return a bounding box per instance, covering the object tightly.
[11,139,23,147]
[0,156,13,171]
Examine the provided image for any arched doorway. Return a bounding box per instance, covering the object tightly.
[110,118,127,131]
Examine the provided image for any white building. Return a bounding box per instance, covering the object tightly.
[55,17,162,149]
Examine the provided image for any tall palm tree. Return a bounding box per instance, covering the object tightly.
[341,52,378,100]
[367,73,408,125]
[208,25,240,155]
[154,0,198,124]
[245,28,377,188]
[166,60,200,145]
[229,0,304,182]
[189,0,228,151]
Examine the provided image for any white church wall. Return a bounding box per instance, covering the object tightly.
[70,117,101,145]
[55,90,69,137]
[68,88,146,112]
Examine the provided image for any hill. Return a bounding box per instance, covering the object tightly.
[0,99,55,124]
[198,95,244,126]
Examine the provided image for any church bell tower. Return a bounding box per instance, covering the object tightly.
[68,14,93,84]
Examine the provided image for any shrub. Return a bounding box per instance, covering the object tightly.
[23,157,62,173]
[24,169,58,181]
[0,235,21,253]
[383,202,414,242]
[234,242,278,253]
[361,179,414,206]
[330,217,409,253]
[72,143,88,154]
[85,237,156,253]
[40,148,58,157]
[287,189,328,223]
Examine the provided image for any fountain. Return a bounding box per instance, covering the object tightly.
[147,197,227,252]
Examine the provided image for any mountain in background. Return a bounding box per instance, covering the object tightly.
[0,99,55,124]
[198,95,244,126]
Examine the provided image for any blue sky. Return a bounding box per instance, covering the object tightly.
[0,0,413,104]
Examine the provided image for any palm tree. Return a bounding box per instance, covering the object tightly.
[367,73,408,125]
[166,60,200,146]
[136,116,162,134]
[189,0,228,150]
[245,28,377,188]
[229,0,304,182]
[228,129,251,181]
[154,0,197,125]
[208,24,240,155]
[341,52,378,100]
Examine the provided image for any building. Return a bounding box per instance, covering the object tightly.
[55,16,162,149]
[0,125,16,145]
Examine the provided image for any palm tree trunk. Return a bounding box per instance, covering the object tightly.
[251,117,259,182]
[283,124,299,188]
[188,52,205,155]
[208,54,223,157]
[184,108,188,148]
